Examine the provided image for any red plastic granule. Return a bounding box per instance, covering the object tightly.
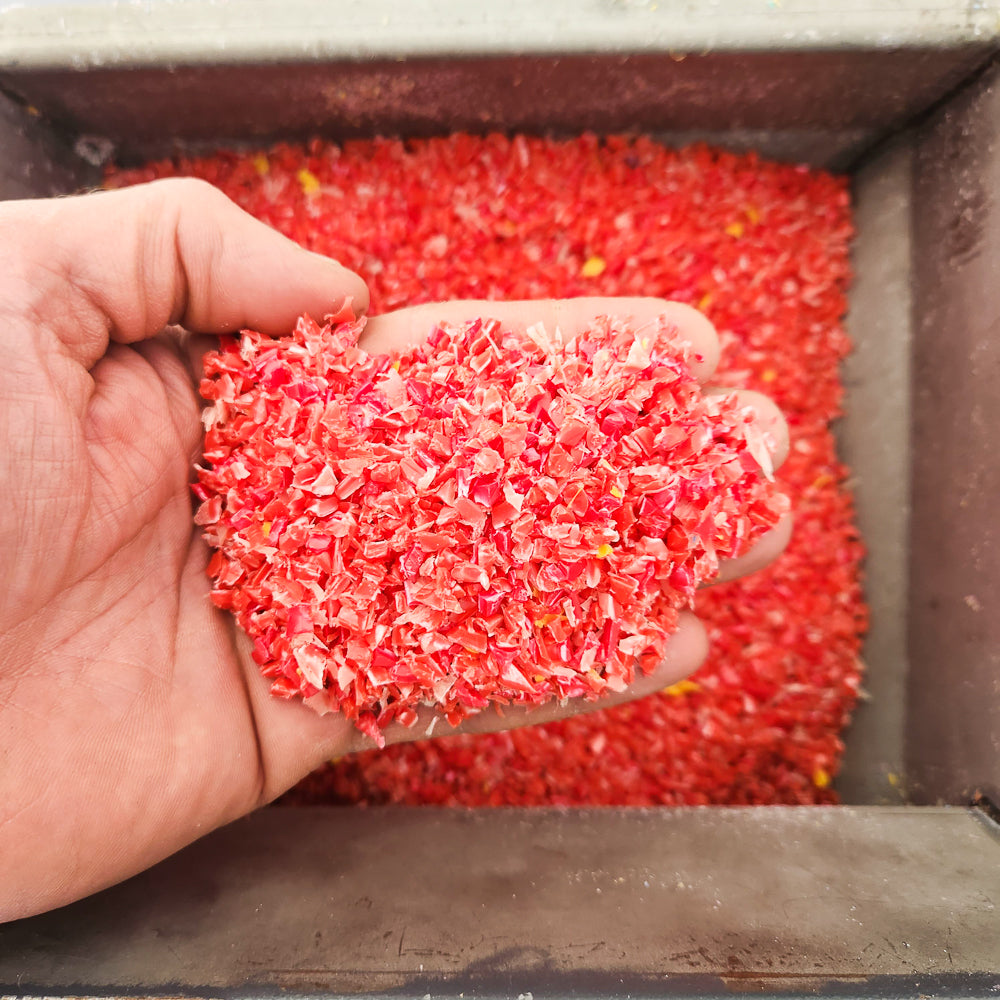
[108,133,865,805]
[197,311,786,744]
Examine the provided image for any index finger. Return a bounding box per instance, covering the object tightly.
[361,297,720,382]
[0,177,370,370]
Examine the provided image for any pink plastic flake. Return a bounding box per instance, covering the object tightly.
[197,311,786,744]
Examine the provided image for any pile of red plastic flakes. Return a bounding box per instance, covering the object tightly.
[108,133,865,805]
[196,311,786,745]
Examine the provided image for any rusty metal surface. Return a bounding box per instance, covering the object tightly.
[0,46,992,169]
[909,60,1000,806]
[1,807,999,995]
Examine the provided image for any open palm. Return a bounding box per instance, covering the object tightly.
[0,180,788,922]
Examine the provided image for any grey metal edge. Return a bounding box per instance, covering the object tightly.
[1,806,999,996]
[1,0,999,70]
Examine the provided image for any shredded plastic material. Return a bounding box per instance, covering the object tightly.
[109,133,864,804]
[196,311,785,745]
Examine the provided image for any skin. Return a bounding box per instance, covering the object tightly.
[0,178,790,922]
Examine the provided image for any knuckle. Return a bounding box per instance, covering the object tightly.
[148,176,228,213]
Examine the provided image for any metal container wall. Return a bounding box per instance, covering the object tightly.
[2,3,999,993]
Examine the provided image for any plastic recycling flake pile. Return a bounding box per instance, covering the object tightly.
[109,133,865,805]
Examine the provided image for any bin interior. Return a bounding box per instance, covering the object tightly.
[2,18,1000,990]
[4,40,998,806]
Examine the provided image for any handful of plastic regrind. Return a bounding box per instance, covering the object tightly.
[195,310,787,745]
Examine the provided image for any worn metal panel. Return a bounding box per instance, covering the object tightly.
[1,807,999,995]
[836,136,913,804]
[909,59,1000,806]
[0,0,998,69]
[1,47,993,169]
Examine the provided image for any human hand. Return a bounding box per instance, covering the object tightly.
[0,179,789,922]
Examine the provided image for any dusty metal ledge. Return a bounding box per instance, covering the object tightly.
[0,0,998,70]
[1,806,998,996]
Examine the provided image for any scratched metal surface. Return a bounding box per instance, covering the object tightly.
[0,46,994,170]
[908,57,1000,808]
[833,133,914,805]
[0,0,998,67]
[1,807,999,996]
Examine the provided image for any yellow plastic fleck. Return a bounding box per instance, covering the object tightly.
[297,167,321,195]
[581,255,607,278]
[698,292,714,312]
[610,485,624,500]
[725,221,745,239]
[252,154,270,176]
[745,204,760,224]
[812,767,832,789]
[262,521,272,537]
[26,105,40,117]
[887,772,900,788]
[533,674,545,683]
[812,473,834,490]
[392,360,401,371]
[663,678,701,697]
[596,544,614,558]
[761,368,777,383]
[534,613,561,628]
